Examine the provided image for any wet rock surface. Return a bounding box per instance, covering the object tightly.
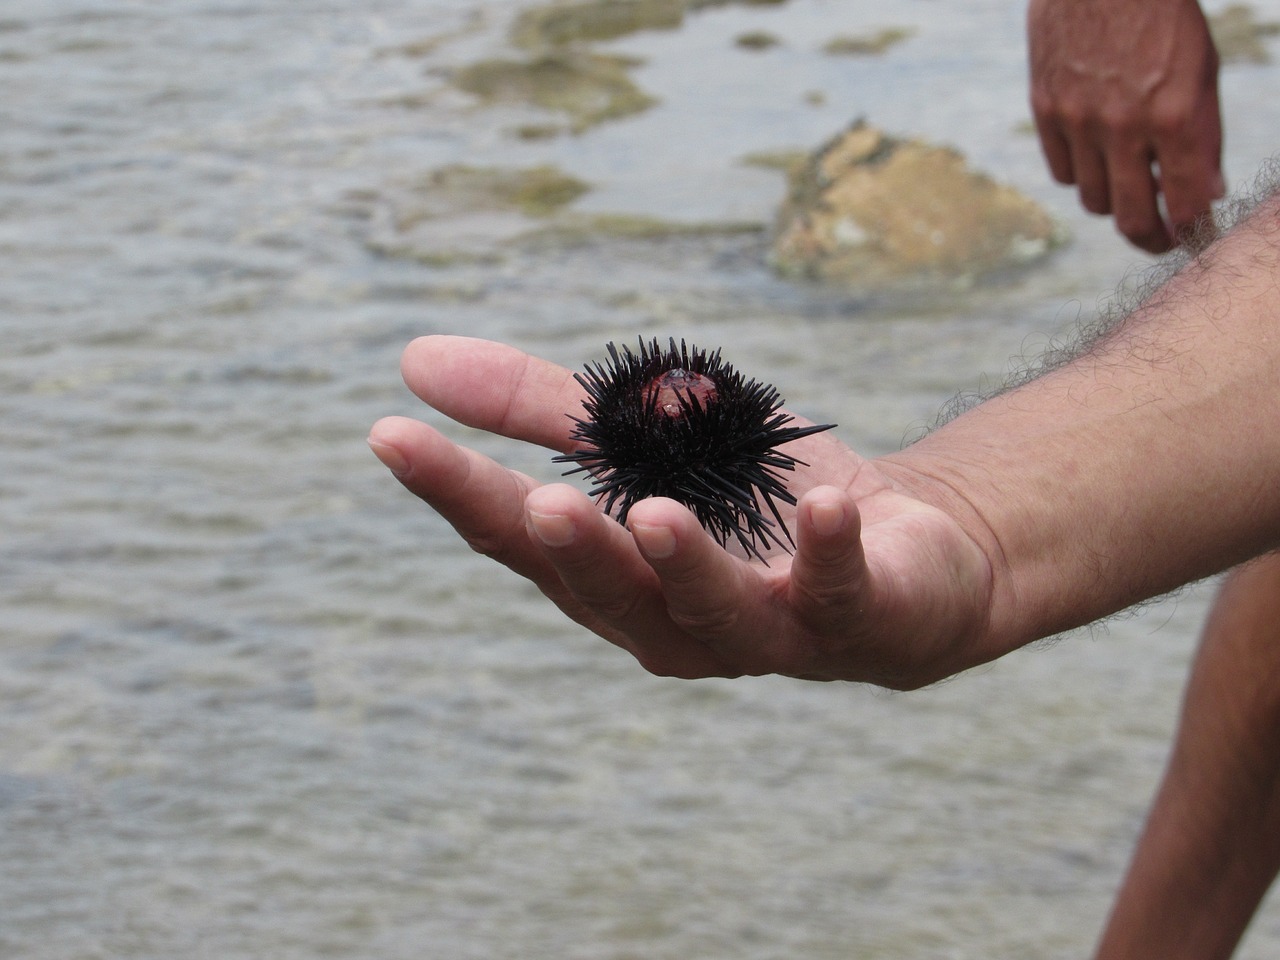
[451,51,656,133]
[363,164,591,265]
[511,0,685,49]
[771,122,1062,290]
[822,27,915,56]
[452,0,803,133]
[403,165,591,221]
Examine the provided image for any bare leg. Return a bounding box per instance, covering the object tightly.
[1095,552,1280,960]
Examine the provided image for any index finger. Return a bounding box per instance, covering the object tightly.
[401,335,587,453]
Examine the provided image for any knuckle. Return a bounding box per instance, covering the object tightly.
[556,565,646,622]
[667,598,741,637]
[1055,101,1099,135]
[462,530,513,563]
[1029,89,1057,121]
[582,589,646,626]
[1150,102,1192,139]
[653,565,704,594]
[790,565,857,612]
[1098,105,1141,138]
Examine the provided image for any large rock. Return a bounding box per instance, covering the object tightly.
[771,122,1062,289]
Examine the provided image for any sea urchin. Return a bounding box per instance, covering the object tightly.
[553,338,836,561]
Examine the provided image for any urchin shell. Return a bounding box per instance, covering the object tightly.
[553,338,836,561]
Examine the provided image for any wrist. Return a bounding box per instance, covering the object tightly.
[871,451,1021,664]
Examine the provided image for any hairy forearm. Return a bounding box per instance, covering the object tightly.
[1094,555,1280,960]
[880,193,1280,657]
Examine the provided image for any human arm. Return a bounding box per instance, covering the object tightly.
[882,193,1280,648]
[369,194,1280,686]
[1027,0,1223,252]
[1093,553,1280,960]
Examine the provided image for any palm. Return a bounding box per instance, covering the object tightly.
[376,336,992,688]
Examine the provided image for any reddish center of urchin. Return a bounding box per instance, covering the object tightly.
[644,369,718,418]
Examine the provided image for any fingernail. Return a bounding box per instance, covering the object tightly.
[529,510,576,548]
[632,523,676,560]
[809,500,846,538]
[1211,170,1226,199]
[368,438,410,478]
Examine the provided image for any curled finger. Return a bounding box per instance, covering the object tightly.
[525,486,736,678]
[626,498,786,676]
[788,486,871,631]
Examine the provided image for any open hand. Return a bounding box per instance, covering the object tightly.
[368,336,995,688]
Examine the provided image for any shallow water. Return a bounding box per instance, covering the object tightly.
[5,1,1280,957]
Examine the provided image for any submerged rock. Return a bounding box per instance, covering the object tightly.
[1209,3,1280,65]
[363,164,591,264]
[822,27,915,56]
[397,165,591,225]
[771,122,1062,289]
[452,51,656,133]
[735,31,782,50]
[449,0,800,136]
[509,0,792,51]
[363,163,761,266]
[511,0,685,49]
